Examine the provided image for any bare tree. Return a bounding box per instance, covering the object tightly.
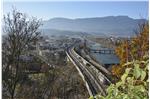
[2,9,41,99]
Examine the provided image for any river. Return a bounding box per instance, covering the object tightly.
[87,40,120,66]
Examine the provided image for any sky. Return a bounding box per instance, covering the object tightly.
[3,1,149,20]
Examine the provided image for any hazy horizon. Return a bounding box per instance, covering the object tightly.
[3,1,148,20]
[43,15,147,21]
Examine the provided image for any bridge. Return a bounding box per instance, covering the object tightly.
[66,45,112,97]
[89,49,115,54]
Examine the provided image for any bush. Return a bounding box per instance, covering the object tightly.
[112,22,149,78]
[89,55,148,99]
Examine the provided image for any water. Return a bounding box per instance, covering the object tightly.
[90,52,120,65]
[88,41,120,65]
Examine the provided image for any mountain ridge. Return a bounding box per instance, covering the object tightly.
[41,16,147,37]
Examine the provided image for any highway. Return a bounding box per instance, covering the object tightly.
[66,45,112,97]
[28,51,55,68]
[73,48,111,84]
[29,42,111,97]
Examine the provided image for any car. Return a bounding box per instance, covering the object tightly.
[86,63,91,67]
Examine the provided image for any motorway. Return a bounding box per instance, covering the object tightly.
[66,45,112,97]
[29,43,111,97]
[28,51,55,68]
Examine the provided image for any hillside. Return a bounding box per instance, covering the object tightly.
[41,16,146,37]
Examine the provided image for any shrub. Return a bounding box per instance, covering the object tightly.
[90,55,148,99]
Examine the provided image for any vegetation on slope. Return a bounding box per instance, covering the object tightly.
[112,22,149,78]
[89,22,149,99]
[90,55,148,99]
[2,9,88,99]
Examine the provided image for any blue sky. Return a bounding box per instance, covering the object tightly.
[3,1,148,20]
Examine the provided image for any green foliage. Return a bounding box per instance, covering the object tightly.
[89,57,149,99]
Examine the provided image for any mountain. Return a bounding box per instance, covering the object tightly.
[41,16,146,37]
[40,29,91,37]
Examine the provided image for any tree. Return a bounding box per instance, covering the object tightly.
[111,22,149,78]
[90,55,149,99]
[2,9,41,99]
